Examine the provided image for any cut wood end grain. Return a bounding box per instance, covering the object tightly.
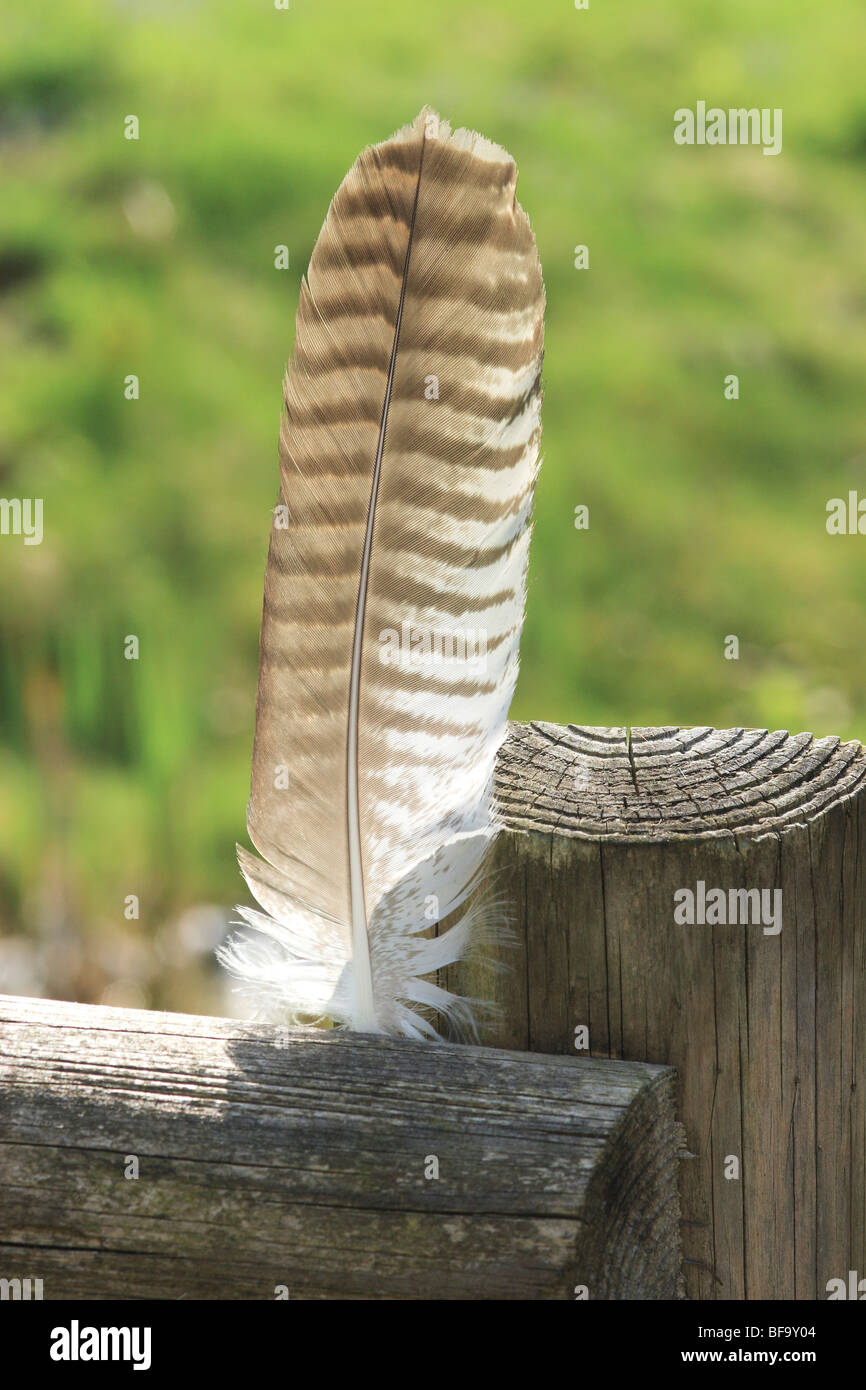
[496,722,866,840]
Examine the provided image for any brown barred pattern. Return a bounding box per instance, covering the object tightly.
[229,109,544,1036]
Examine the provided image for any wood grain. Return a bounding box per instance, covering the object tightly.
[449,722,866,1300]
[0,993,684,1300]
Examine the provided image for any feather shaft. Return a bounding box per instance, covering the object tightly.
[345,136,427,1031]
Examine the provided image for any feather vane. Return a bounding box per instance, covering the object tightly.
[218,109,545,1038]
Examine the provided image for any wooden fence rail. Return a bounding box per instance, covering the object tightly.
[0,995,682,1300]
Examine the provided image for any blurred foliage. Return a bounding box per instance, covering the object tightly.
[0,0,865,1012]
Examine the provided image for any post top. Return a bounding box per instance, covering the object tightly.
[496,721,866,842]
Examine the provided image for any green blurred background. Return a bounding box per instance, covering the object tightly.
[1,0,864,1015]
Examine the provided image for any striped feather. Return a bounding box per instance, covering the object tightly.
[218,108,544,1038]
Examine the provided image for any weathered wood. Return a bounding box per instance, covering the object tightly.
[0,994,684,1300]
[450,722,866,1301]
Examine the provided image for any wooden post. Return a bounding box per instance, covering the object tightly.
[450,722,866,1300]
[0,994,684,1300]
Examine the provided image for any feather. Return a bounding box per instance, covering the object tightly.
[218,108,544,1038]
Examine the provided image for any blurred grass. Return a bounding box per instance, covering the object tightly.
[1,0,865,1011]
